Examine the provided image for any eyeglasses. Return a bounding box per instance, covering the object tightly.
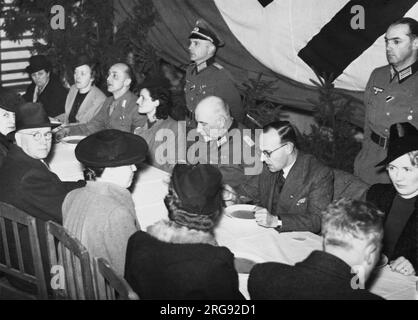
[19,131,53,141]
[261,143,287,158]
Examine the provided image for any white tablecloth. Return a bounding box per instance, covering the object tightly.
[49,144,417,300]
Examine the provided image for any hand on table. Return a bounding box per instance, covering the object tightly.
[223,184,238,207]
[389,256,416,276]
[254,207,280,228]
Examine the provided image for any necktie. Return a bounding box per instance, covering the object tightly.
[267,170,285,214]
[33,86,39,102]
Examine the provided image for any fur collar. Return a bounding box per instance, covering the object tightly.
[147,220,217,246]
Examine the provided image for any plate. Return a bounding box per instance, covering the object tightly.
[225,204,257,220]
[61,135,85,145]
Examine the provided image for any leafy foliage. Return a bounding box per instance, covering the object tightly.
[1,0,159,92]
[240,73,282,128]
[300,72,362,172]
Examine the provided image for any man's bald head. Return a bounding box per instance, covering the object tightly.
[196,96,230,119]
[195,96,232,141]
[107,63,133,98]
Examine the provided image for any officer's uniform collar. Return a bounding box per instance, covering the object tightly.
[215,118,238,148]
[390,60,418,83]
[192,56,216,75]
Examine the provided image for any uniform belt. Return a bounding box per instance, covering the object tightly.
[370,130,388,149]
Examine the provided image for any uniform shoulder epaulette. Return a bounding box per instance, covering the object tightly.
[213,62,224,70]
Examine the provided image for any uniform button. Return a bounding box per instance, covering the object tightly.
[407,115,413,121]
[290,195,294,199]
[410,110,414,113]
[386,112,390,116]
[384,129,389,133]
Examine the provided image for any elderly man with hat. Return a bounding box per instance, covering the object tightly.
[185,18,244,126]
[0,86,24,164]
[62,129,148,276]
[23,55,68,118]
[125,163,244,299]
[0,102,85,292]
[366,122,418,276]
[58,55,106,124]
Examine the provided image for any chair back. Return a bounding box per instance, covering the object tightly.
[93,257,139,300]
[46,221,95,300]
[0,201,48,299]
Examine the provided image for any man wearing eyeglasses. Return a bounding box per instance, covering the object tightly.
[0,103,85,293]
[251,121,334,234]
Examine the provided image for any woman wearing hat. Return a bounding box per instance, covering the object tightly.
[57,55,106,124]
[366,122,418,276]
[134,79,183,172]
[62,129,148,275]
[0,86,24,162]
[124,163,244,299]
[23,55,68,118]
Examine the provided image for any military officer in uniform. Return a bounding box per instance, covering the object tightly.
[187,96,262,198]
[185,19,244,127]
[354,18,418,184]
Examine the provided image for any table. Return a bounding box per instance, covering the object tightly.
[215,215,417,300]
[48,143,417,300]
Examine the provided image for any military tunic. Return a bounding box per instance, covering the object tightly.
[354,63,418,184]
[186,120,262,196]
[67,90,146,136]
[185,58,244,123]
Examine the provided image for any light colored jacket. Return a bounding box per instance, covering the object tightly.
[61,85,106,124]
[62,181,140,275]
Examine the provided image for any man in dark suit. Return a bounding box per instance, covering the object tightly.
[250,121,333,233]
[0,102,85,292]
[23,55,68,118]
[249,199,385,300]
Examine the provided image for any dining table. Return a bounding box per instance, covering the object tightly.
[48,139,418,300]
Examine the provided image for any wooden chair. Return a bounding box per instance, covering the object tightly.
[93,257,139,300]
[46,221,95,300]
[234,257,258,274]
[0,201,48,299]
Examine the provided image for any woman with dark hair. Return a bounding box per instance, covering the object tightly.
[58,55,106,124]
[62,129,148,275]
[134,78,183,172]
[0,86,24,163]
[125,163,243,300]
[367,122,418,276]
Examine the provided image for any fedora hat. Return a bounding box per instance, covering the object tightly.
[14,103,57,132]
[189,18,225,47]
[376,122,418,166]
[172,163,223,215]
[25,55,52,74]
[75,129,149,168]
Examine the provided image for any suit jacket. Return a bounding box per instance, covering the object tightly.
[67,90,146,136]
[248,250,383,300]
[23,75,68,117]
[124,222,244,300]
[61,85,106,124]
[366,184,417,269]
[254,152,334,233]
[0,133,10,167]
[63,182,140,276]
[0,144,85,291]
